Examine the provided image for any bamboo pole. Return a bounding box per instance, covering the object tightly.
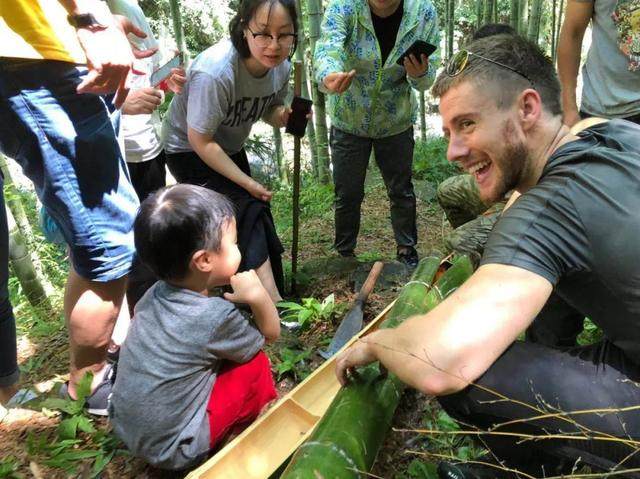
[281,255,475,478]
[168,0,188,61]
[291,61,302,294]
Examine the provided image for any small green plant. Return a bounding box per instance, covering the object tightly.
[422,409,486,462]
[274,347,313,381]
[413,136,461,186]
[278,293,337,329]
[397,459,439,479]
[0,457,22,479]
[31,373,126,477]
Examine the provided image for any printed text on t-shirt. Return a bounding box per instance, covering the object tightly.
[222,94,276,127]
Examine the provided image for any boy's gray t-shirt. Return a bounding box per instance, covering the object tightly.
[109,281,264,470]
[581,0,640,117]
[163,39,290,155]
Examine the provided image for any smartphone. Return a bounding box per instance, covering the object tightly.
[396,40,437,66]
[286,96,313,137]
[150,53,182,87]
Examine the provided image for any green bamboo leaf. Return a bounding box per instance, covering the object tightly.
[57,416,80,440]
[76,372,93,403]
[76,415,96,434]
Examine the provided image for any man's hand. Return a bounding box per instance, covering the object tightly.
[166,67,187,94]
[335,335,379,386]
[322,70,356,94]
[245,179,273,202]
[224,270,269,305]
[122,87,163,115]
[404,54,429,79]
[76,14,156,108]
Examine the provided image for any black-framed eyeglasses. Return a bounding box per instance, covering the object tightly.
[446,50,534,87]
[246,27,297,48]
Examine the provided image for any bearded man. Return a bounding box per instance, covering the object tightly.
[335,34,640,478]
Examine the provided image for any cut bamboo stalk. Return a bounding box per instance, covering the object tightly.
[280,255,473,479]
[186,300,397,479]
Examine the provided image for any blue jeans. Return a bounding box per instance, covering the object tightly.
[330,127,417,254]
[0,59,138,386]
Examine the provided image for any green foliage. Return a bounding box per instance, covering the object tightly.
[0,458,22,479]
[271,176,334,233]
[396,459,439,479]
[31,373,126,477]
[577,318,604,346]
[413,136,460,186]
[422,409,486,462]
[274,347,313,381]
[278,293,337,329]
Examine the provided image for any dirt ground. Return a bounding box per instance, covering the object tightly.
[0,167,452,478]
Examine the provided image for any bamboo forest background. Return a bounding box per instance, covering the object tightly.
[142,0,565,185]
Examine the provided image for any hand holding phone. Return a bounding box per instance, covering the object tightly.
[150,53,183,87]
[286,96,313,137]
[396,40,437,67]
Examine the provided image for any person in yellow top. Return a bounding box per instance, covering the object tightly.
[0,0,150,415]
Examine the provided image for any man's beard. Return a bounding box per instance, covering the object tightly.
[482,120,529,204]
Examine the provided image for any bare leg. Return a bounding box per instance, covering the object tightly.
[255,258,282,304]
[64,267,127,397]
[110,294,131,347]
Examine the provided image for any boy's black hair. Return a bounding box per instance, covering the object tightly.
[473,23,516,40]
[229,0,298,59]
[134,184,235,281]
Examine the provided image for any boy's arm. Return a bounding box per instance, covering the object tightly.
[224,271,281,343]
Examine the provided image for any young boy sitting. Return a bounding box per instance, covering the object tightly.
[109,184,280,470]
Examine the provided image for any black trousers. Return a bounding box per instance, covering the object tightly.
[438,339,640,478]
[165,149,284,294]
[330,127,417,254]
[0,179,17,388]
[125,151,167,314]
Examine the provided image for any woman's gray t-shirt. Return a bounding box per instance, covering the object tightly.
[163,39,290,155]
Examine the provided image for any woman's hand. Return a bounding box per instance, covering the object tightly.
[403,54,429,79]
[322,70,356,94]
[246,179,273,202]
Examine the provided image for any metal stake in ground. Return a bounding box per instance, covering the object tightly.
[291,61,302,294]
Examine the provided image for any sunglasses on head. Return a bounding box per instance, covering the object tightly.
[446,50,534,87]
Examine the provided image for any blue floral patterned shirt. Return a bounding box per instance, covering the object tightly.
[314,0,440,138]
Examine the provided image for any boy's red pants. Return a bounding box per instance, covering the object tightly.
[206,351,277,448]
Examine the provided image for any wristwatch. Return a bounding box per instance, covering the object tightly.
[67,13,108,30]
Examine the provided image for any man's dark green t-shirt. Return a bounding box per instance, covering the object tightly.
[481,120,640,362]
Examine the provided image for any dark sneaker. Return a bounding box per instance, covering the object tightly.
[397,246,419,268]
[437,461,502,479]
[338,250,356,258]
[59,364,114,416]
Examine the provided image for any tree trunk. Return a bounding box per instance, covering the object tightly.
[510,0,520,30]
[527,0,543,43]
[168,0,188,61]
[419,91,427,142]
[281,255,475,478]
[493,0,498,23]
[294,0,320,180]
[482,0,493,26]
[0,153,55,302]
[307,0,331,184]
[551,0,557,60]
[6,205,52,310]
[475,0,484,29]
[447,0,455,60]
[519,0,529,36]
[555,0,565,63]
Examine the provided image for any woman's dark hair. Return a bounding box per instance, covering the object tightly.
[134,184,235,281]
[229,0,298,59]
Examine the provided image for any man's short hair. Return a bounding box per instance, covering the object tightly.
[473,23,516,40]
[134,184,235,281]
[432,34,561,116]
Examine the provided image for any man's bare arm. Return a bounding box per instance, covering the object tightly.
[335,264,553,395]
[557,0,594,127]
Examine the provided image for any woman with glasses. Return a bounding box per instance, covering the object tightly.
[162,0,298,303]
[314,0,440,268]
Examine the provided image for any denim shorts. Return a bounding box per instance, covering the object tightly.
[0,59,137,282]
